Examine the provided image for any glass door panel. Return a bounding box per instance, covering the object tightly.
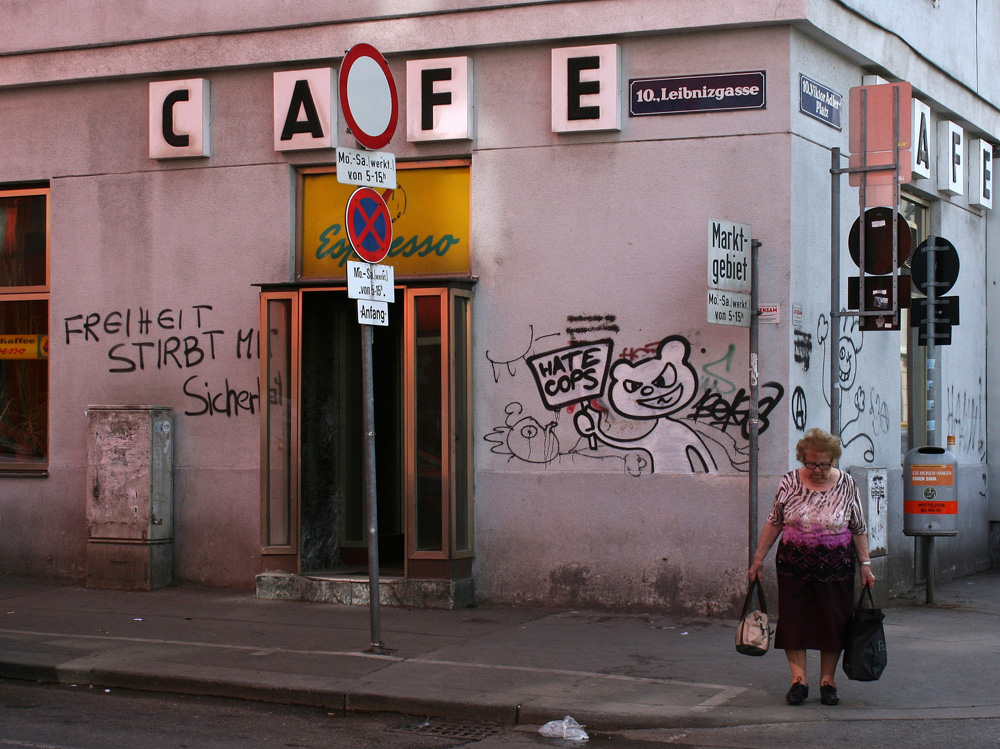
[408,290,447,555]
[261,284,472,577]
[260,292,297,552]
[299,289,404,574]
[452,291,473,555]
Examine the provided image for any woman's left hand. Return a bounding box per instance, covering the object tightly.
[860,565,876,588]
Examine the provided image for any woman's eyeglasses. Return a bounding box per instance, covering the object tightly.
[803,462,832,471]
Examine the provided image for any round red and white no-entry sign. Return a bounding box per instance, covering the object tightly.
[345,187,393,263]
[339,44,398,150]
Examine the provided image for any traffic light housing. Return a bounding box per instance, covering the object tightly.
[846,207,912,331]
[909,237,961,347]
[910,295,959,346]
[847,275,910,330]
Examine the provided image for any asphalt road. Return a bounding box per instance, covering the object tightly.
[0,680,475,749]
[2,679,999,748]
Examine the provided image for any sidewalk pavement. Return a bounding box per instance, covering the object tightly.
[2,570,999,731]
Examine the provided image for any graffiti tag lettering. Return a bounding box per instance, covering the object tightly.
[794,330,812,371]
[945,384,986,460]
[64,304,259,419]
[183,376,261,417]
[699,343,738,394]
[687,382,784,439]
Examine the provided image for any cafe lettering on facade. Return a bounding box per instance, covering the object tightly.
[1,2,998,614]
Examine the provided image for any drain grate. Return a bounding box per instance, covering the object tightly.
[392,719,504,741]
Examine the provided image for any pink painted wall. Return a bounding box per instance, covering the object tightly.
[0,3,994,609]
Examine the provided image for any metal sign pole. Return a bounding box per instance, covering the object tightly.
[830,147,842,439]
[361,324,386,653]
[891,85,901,328]
[339,42,398,654]
[748,239,761,566]
[926,236,938,448]
[924,235,938,605]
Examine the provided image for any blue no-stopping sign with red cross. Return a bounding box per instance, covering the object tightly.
[345,187,392,263]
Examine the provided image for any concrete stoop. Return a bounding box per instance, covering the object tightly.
[255,571,475,610]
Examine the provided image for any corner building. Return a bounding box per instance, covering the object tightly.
[1,1,997,614]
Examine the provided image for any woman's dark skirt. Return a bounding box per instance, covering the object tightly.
[774,573,855,652]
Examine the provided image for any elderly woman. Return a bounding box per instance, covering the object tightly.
[748,428,875,706]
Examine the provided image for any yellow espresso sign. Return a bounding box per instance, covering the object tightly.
[301,165,470,279]
[0,335,48,359]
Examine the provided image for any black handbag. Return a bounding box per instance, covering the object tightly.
[842,586,887,681]
[736,579,772,656]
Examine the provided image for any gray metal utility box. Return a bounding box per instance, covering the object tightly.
[85,406,174,590]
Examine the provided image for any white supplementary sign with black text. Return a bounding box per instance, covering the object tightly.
[707,218,752,328]
[347,261,394,303]
[336,146,396,189]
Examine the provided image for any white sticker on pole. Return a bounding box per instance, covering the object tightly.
[758,304,780,324]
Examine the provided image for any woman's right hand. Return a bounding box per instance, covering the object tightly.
[748,560,763,581]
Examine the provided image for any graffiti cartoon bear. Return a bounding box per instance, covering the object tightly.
[574,336,732,473]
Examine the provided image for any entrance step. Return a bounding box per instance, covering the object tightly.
[255,572,475,610]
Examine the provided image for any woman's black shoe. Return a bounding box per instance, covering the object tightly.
[785,682,808,705]
[820,683,840,705]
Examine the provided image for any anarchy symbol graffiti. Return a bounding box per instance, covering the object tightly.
[791,386,808,431]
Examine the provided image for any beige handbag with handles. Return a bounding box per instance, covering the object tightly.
[736,578,772,656]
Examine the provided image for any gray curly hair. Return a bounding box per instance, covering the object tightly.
[795,427,842,463]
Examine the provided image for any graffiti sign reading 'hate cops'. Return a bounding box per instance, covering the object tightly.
[527,340,613,410]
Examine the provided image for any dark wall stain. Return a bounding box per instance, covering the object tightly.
[654,562,682,606]
[548,563,592,605]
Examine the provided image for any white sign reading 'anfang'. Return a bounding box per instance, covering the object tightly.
[357,300,389,326]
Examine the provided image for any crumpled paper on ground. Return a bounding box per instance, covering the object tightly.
[538,715,589,742]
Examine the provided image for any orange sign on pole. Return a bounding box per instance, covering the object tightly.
[848,81,913,207]
[849,81,912,154]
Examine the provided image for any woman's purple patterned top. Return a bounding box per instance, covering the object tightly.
[767,469,867,582]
